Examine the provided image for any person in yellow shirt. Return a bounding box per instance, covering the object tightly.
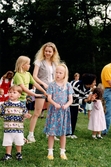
[101,63,111,135]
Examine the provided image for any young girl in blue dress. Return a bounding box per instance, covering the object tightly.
[44,62,73,160]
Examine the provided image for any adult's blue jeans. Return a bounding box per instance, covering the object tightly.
[103,88,111,134]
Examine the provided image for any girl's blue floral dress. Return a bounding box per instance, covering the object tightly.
[44,81,73,136]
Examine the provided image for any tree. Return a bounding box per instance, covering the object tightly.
[0,0,111,83]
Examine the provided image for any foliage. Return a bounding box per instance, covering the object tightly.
[0,111,111,167]
[0,0,111,83]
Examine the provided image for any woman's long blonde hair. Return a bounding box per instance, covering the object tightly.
[15,56,30,73]
[54,62,69,87]
[34,42,60,65]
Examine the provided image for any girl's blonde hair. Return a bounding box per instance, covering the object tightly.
[15,56,30,73]
[54,62,69,87]
[34,42,60,65]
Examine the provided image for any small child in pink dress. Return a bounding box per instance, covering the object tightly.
[88,87,106,139]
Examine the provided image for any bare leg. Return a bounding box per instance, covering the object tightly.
[29,98,45,132]
[6,146,12,155]
[27,98,45,142]
[60,135,67,159]
[16,145,22,153]
[47,136,54,159]
[60,135,66,149]
[48,136,54,148]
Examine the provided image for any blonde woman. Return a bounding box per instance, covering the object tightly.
[27,42,61,142]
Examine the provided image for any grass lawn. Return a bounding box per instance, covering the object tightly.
[0,111,111,167]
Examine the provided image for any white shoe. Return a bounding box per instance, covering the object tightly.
[92,136,97,139]
[70,135,78,139]
[54,136,59,141]
[27,135,36,142]
[66,135,71,138]
[97,135,103,139]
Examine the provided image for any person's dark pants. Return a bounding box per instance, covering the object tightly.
[70,105,78,135]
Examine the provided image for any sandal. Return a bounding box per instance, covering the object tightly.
[47,155,54,160]
[60,154,67,160]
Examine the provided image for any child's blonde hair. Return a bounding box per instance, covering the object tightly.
[54,62,69,87]
[9,85,23,94]
[15,56,30,73]
[34,42,60,65]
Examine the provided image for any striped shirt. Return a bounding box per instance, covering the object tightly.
[70,80,91,106]
[0,101,28,133]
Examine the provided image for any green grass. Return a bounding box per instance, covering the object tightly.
[0,111,111,167]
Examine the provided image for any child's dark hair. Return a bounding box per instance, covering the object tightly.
[92,88,103,99]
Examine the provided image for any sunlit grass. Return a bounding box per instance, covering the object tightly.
[0,111,111,167]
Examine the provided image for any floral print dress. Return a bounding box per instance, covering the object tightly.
[44,81,73,136]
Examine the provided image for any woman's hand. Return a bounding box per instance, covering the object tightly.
[43,83,48,90]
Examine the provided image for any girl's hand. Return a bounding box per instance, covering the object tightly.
[54,103,61,109]
[62,104,67,110]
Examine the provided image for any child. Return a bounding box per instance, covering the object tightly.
[0,85,32,161]
[0,71,14,101]
[88,87,106,139]
[44,63,73,160]
[13,55,47,103]
[0,88,8,105]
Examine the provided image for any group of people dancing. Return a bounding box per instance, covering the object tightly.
[0,42,110,161]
